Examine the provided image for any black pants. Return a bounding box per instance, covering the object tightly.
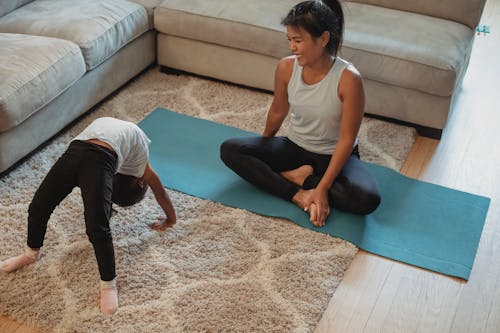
[220,136,381,215]
[27,140,117,281]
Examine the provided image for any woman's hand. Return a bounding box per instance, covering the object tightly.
[150,216,176,231]
[304,188,330,227]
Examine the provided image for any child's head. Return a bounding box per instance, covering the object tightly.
[282,0,344,56]
[112,173,149,207]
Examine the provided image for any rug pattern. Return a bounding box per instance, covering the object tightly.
[0,67,416,332]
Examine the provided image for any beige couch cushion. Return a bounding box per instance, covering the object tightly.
[0,0,34,17]
[0,33,86,132]
[0,0,149,70]
[155,0,294,59]
[343,2,474,97]
[155,0,474,97]
[348,0,485,29]
[128,0,162,27]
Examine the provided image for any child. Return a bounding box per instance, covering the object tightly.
[1,117,177,315]
[220,0,380,227]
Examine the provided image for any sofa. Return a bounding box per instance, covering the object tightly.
[0,0,160,174]
[154,0,485,138]
[0,0,485,174]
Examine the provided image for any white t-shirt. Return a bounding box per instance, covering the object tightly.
[73,117,151,177]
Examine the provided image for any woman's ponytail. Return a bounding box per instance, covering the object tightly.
[320,0,344,55]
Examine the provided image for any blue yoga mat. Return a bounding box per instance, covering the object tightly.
[139,108,490,280]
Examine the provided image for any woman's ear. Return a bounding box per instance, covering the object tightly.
[321,31,330,47]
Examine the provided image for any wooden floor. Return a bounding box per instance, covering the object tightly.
[316,0,500,332]
[1,1,498,332]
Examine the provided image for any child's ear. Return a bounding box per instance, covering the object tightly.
[138,179,145,188]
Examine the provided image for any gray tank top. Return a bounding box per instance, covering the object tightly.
[287,56,351,155]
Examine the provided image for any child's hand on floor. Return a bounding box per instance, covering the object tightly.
[149,216,176,231]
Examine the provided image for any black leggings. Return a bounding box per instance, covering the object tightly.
[27,140,117,281]
[220,136,381,215]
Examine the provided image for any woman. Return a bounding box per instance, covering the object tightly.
[220,0,380,227]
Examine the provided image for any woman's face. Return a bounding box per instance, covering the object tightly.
[286,25,328,67]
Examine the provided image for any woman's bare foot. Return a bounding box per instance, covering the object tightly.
[292,188,315,209]
[281,165,313,186]
[1,248,41,273]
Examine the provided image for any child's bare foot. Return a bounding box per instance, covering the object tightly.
[100,279,118,315]
[281,165,313,186]
[1,248,41,273]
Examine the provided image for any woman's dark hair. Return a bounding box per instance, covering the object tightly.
[281,0,344,56]
[112,173,148,207]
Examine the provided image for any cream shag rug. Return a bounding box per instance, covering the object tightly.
[0,67,416,333]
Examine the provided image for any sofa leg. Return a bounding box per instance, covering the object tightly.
[160,66,185,75]
[365,113,443,139]
[415,126,443,140]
